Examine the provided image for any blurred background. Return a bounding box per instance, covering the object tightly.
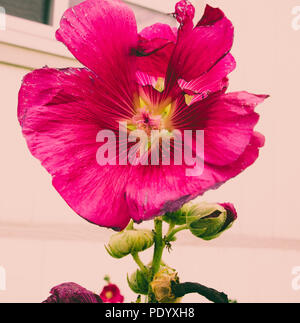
[0,0,300,303]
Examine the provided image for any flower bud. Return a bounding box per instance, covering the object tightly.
[150,267,181,303]
[186,202,237,241]
[105,227,154,259]
[127,269,149,295]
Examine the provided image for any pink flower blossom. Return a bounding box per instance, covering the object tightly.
[18,0,268,230]
[100,283,124,303]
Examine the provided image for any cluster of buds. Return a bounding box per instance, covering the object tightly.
[106,200,237,303]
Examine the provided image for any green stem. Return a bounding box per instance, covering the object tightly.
[151,218,165,278]
[165,224,188,242]
[148,217,165,303]
[131,253,147,274]
[166,222,175,235]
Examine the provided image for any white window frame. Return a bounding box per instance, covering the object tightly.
[0,0,71,58]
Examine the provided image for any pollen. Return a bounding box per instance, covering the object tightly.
[154,78,165,93]
[185,94,194,105]
[128,93,174,135]
[105,291,113,299]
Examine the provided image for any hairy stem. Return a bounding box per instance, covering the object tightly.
[148,217,165,303]
[165,224,188,242]
[166,223,176,235]
[131,253,147,275]
[151,218,165,278]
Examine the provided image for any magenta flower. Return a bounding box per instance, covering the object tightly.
[43,282,103,303]
[100,283,124,303]
[18,0,268,230]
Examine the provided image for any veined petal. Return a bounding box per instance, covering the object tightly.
[56,0,138,104]
[125,165,196,222]
[18,67,133,230]
[205,132,265,184]
[178,53,236,99]
[18,67,135,130]
[171,92,268,166]
[136,71,158,87]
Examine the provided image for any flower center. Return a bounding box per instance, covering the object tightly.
[128,97,173,136]
[130,108,162,135]
[105,291,113,299]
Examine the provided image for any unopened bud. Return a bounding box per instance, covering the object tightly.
[186,202,237,240]
[105,225,154,259]
[127,269,149,295]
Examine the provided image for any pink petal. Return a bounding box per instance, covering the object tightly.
[125,165,197,222]
[185,78,229,105]
[18,67,133,230]
[178,53,236,99]
[56,0,138,100]
[136,23,177,77]
[139,23,177,44]
[172,91,268,166]
[165,6,234,90]
[136,71,158,87]
[206,131,265,184]
[197,5,225,27]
